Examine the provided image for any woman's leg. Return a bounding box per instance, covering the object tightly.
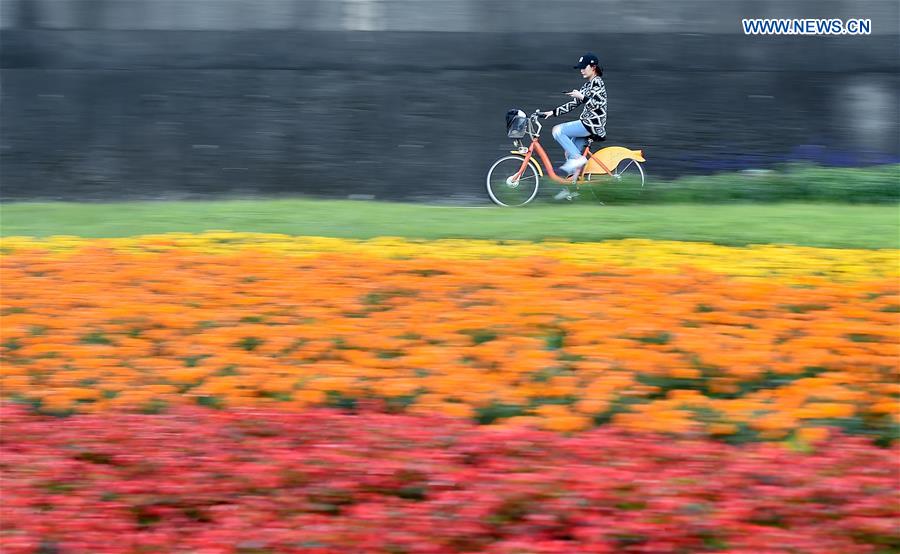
[551,121,591,160]
[573,136,589,159]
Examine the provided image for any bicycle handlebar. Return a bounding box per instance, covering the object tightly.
[527,110,545,136]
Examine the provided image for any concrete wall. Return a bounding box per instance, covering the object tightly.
[1,0,898,201]
[3,0,897,33]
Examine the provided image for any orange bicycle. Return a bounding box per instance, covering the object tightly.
[486,110,646,206]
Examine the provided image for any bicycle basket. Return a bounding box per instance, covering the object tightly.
[506,109,527,138]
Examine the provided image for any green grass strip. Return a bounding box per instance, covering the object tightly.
[2,200,898,249]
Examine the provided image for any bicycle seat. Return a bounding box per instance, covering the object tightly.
[587,134,606,144]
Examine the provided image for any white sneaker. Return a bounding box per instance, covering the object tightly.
[554,188,579,201]
[559,156,588,175]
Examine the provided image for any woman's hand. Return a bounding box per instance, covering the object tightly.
[540,111,554,119]
[566,90,585,101]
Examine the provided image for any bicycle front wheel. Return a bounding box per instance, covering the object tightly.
[486,155,540,207]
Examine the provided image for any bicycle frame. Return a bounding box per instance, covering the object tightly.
[513,139,612,185]
[510,114,614,185]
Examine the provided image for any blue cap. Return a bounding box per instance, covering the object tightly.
[574,52,599,69]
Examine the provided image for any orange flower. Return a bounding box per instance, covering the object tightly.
[796,427,830,444]
[0,238,896,441]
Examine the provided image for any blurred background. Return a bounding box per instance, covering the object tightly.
[1,0,898,202]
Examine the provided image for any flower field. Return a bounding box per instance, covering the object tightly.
[1,233,898,553]
[2,406,897,554]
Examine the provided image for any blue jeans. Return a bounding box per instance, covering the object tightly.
[551,120,590,160]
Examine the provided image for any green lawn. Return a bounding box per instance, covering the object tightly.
[2,200,898,249]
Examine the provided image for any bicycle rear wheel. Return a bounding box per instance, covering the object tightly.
[585,158,645,188]
[486,155,540,207]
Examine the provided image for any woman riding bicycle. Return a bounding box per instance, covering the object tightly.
[540,53,607,195]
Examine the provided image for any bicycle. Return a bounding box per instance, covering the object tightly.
[486,110,646,206]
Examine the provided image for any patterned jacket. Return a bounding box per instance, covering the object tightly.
[553,76,607,137]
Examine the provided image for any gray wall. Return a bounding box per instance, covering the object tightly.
[2,0,898,201]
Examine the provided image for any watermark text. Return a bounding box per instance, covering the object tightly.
[742,19,871,35]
